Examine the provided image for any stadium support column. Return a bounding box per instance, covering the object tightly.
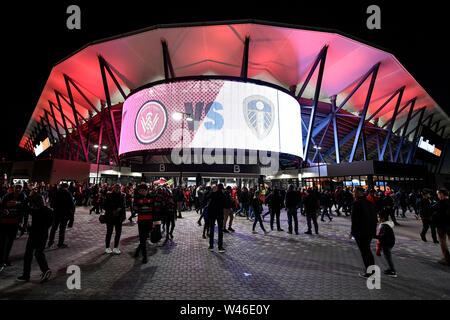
[65,75,89,162]
[394,98,416,162]
[349,62,380,163]
[49,102,65,159]
[302,46,328,164]
[98,56,124,166]
[331,96,340,163]
[161,40,176,80]
[379,89,406,161]
[54,95,74,160]
[406,107,426,164]
[240,37,250,79]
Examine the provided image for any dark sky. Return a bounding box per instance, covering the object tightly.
[1,1,448,161]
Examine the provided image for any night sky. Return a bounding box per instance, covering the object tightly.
[2,1,448,162]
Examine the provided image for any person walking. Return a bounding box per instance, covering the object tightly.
[0,184,26,270]
[381,191,399,226]
[133,184,153,264]
[173,186,184,219]
[419,189,438,243]
[375,212,397,277]
[103,184,126,254]
[349,187,378,278]
[16,187,52,283]
[251,190,269,235]
[223,186,235,233]
[47,183,74,249]
[320,190,333,222]
[303,188,319,234]
[207,184,227,252]
[285,185,300,234]
[431,189,450,266]
[164,187,176,241]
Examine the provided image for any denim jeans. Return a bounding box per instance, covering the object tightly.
[252,212,266,232]
[382,245,395,271]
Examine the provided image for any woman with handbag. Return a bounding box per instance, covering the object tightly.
[103,184,126,254]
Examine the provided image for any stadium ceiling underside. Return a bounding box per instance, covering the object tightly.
[20,20,449,172]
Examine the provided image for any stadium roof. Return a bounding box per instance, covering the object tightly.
[20,19,449,150]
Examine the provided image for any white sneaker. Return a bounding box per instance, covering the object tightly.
[105,248,112,254]
[112,248,121,255]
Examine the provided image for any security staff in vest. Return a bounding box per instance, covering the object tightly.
[104,184,126,255]
[48,183,74,249]
[0,184,26,271]
[133,184,154,263]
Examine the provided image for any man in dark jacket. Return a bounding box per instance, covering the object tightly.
[268,188,284,231]
[419,189,438,243]
[104,184,126,254]
[303,188,319,235]
[48,183,74,248]
[285,185,300,234]
[207,184,227,253]
[223,186,235,233]
[0,184,26,270]
[349,187,378,278]
[432,189,450,266]
[16,187,52,283]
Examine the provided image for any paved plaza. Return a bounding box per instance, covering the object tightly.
[0,206,449,300]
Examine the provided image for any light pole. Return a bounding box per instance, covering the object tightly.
[313,145,322,190]
[172,111,193,187]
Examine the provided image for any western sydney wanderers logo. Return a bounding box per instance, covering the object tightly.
[243,95,275,139]
[135,100,167,144]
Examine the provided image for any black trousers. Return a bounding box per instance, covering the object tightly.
[105,220,123,248]
[0,224,19,265]
[136,221,152,258]
[165,212,176,239]
[270,208,281,230]
[209,214,224,249]
[355,236,375,270]
[23,230,49,278]
[421,219,438,242]
[48,216,69,247]
[306,211,318,233]
[286,207,298,233]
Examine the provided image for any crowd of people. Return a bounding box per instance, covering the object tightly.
[0,180,449,283]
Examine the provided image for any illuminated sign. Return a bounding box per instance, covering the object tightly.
[417,136,442,157]
[119,79,303,158]
[34,137,51,156]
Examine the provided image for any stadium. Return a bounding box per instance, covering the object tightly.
[13,20,450,190]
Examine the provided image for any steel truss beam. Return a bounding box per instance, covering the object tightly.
[406,107,426,164]
[64,75,101,114]
[55,90,87,123]
[298,46,328,163]
[241,37,250,79]
[64,76,89,162]
[161,40,176,80]
[349,63,380,162]
[53,96,74,160]
[394,98,416,162]
[98,55,125,166]
[331,96,340,163]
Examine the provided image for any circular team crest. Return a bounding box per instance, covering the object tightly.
[135,100,168,144]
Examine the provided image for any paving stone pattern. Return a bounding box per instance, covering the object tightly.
[0,207,449,300]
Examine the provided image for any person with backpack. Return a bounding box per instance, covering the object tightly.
[16,187,52,283]
[431,189,450,266]
[375,211,397,277]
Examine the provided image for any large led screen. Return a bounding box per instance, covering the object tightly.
[415,126,445,164]
[34,137,50,156]
[119,79,303,158]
